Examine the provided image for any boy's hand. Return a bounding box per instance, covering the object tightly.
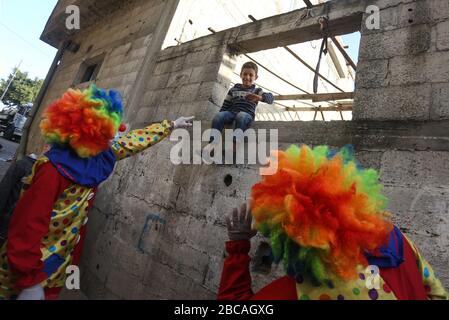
[245,93,262,103]
[226,203,257,241]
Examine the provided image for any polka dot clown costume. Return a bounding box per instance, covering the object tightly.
[218,145,448,300]
[0,85,179,300]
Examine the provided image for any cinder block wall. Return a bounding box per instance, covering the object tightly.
[355,0,449,120]
[352,0,449,290]
[79,26,253,299]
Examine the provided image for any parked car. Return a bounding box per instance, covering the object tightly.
[0,105,17,134]
[0,103,32,141]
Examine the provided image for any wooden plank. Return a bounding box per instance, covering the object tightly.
[331,36,357,71]
[233,1,365,53]
[275,92,354,102]
[284,105,352,112]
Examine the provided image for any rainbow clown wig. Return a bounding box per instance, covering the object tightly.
[251,145,393,287]
[40,85,123,158]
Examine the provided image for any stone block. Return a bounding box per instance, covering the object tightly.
[388,52,449,86]
[177,83,202,102]
[380,150,449,187]
[355,59,390,89]
[105,266,141,298]
[362,0,449,34]
[123,71,138,84]
[383,184,449,291]
[146,73,170,90]
[430,83,449,119]
[80,269,108,300]
[181,216,227,254]
[166,68,193,88]
[144,88,175,106]
[355,150,384,171]
[196,81,228,105]
[154,56,186,75]
[184,48,213,67]
[178,101,213,118]
[114,240,150,277]
[190,63,221,83]
[154,241,211,285]
[359,24,431,60]
[435,19,449,51]
[353,84,431,120]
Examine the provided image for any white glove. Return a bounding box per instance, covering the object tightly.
[172,116,194,129]
[17,284,45,300]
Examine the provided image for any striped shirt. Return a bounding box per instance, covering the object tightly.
[220,84,274,119]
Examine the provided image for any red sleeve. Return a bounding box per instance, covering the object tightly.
[217,240,254,300]
[6,162,70,289]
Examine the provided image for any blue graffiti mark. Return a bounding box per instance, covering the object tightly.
[137,213,166,254]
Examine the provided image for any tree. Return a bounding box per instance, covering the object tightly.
[0,68,43,107]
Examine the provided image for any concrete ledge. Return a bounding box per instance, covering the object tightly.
[134,120,449,152]
[260,120,449,151]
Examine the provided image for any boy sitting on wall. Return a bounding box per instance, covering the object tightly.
[202,61,274,160]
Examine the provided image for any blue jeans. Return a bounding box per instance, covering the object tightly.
[210,111,253,143]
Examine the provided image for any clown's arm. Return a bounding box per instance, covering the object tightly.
[405,235,448,300]
[218,204,257,300]
[111,117,193,161]
[7,162,70,292]
[218,240,254,300]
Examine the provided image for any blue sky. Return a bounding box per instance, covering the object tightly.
[0,0,58,81]
[341,32,361,64]
[0,0,360,82]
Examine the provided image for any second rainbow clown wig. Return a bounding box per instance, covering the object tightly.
[40,85,123,158]
[251,145,393,288]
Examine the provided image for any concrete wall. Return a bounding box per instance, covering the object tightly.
[31,0,449,298]
[354,0,449,120]
[351,0,449,290]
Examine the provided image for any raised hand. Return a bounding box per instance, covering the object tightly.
[226,202,257,241]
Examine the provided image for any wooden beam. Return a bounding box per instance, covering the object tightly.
[247,15,345,93]
[284,105,352,112]
[275,92,354,102]
[233,1,365,53]
[331,36,357,71]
